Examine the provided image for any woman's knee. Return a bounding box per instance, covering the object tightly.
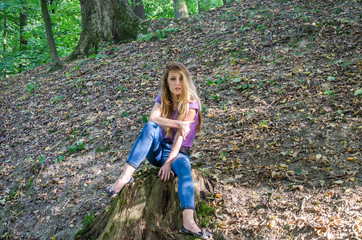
[141,121,160,137]
[143,121,159,132]
[172,156,191,175]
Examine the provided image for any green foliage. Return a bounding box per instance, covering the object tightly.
[142,115,149,123]
[25,177,35,191]
[37,156,45,163]
[2,0,231,78]
[82,210,95,226]
[88,52,107,60]
[260,120,269,127]
[51,96,64,104]
[207,76,225,86]
[55,156,65,163]
[69,141,85,153]
[70,145,78,153]
[8,185,19,200]
[137,28,180,42]
[26,82,41,94]
[74,211,95,239]
[210,93,219,101]
[1,0,81,78]
[95,145,110,154]
[354,88,362,96]
[197,201,215,228]
[323,90,335,98]
[77,141,85,150]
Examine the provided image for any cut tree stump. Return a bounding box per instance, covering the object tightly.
[75,168,214,240]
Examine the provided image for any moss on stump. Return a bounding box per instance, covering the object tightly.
[75,169,214,240]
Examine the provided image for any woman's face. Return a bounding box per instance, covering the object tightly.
[167,70,183,96]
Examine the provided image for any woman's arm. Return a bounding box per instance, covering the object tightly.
[158,108,197,181]
[150,103,193,139]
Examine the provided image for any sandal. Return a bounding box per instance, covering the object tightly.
[180,225,211,239]
[104,177,134,198]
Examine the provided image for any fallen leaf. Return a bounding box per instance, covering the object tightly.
[347,157,357,162]
[333,180,343,185]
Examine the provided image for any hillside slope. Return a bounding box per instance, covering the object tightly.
[1,0,361,239]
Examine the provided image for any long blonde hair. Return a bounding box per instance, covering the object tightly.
[161,62,203,137]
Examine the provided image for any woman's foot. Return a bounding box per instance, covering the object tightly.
[180,225,211,239]
[104,185,118,198]
[181,209,211,239]
[104,177,134,198]
[183,222,201,234]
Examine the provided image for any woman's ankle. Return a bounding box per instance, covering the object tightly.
[183,222,201,232]
[182,209,201,232]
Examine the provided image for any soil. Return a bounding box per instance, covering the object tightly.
[0,0,361,239]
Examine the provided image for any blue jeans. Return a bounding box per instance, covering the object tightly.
[126,121,195,211]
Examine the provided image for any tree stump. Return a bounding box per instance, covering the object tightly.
[75,169,214,240]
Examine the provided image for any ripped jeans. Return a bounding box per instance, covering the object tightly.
[126,121,195,211]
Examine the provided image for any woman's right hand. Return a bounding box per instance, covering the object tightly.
[178,120,193,140]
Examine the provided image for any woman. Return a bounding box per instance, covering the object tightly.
[105,62,211,239]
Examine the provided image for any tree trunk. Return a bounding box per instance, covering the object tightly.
[20,2,28,48]
[49,0,56,14]
[40,0,62,71]
[19,0,28,72]
[130,0,146,20]
[67,0,141,60]
[75,169,214,240]
[173,0,189,18]
[3,8,6,79]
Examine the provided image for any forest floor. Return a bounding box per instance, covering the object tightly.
[0,0,361,239]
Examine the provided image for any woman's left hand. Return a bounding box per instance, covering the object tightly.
[158,163,175,181]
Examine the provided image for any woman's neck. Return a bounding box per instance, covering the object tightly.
[171,94,178,110]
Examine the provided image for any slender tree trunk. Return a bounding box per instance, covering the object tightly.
[68,0,141,60]
[49,0,56,14]
[40,0,62,71]
[20,0,28,72]
[20,4,28,48]
[173,0,189,18]
[3,10,6,55]
[130,0,146,20]
[3,8,6,79]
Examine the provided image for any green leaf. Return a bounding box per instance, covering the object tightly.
[142,115,149,123]
[38,156,45,164]
[71,145,78,153]
[77,141,85,150]
[354,88,362,96]
[55,156,65,163]
[232,77,242,83]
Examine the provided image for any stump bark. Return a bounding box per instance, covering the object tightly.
[75,169,214,240]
